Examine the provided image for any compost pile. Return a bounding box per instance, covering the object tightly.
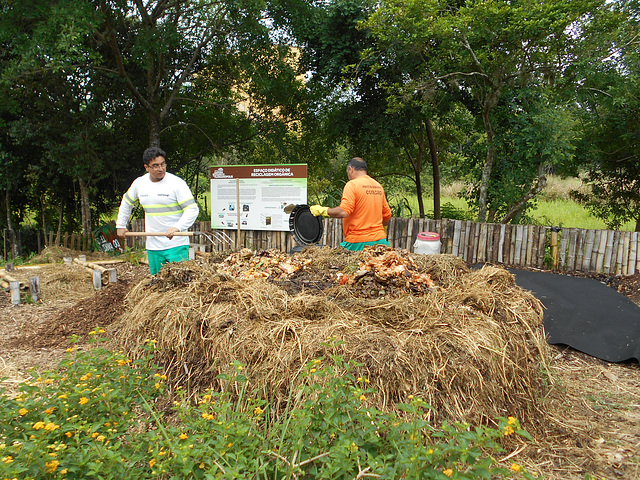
[114,245,550,429]
[218,248,312,280]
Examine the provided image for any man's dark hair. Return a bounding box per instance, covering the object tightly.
[347,157,367,172]
[143,146,166,165]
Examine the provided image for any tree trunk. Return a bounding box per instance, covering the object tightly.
[5,189,18,258]
[500,165,547,223]
[55,203,64,245]
[77,176,92,235]
[40,195,47,241]
[149,112,161,147]
[408,130,426,218]
[425,118,440,220]
[478,106,495,223]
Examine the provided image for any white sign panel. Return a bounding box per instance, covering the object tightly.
[210,164,307,231]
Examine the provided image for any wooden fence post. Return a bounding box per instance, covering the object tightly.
[550,227,561,270]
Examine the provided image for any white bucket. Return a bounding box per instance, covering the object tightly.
[413,231,441,255]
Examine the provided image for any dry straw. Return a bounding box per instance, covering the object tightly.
[114,247,550,431]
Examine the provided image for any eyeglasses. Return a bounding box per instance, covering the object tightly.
[148,162,166,170]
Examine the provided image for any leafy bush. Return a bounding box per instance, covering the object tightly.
[436,202,476,221]
[0,333,536,479]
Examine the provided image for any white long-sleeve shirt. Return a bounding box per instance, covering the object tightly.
[116,172,199,250]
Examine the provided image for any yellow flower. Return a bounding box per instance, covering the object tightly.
[60,468,68,474]
[443,468,453,477]
[154,383,161,389]
[79,397,89,405]
[98,328,105,333]
[309,368,316,373]
[507,416,517,425]
[58,394,67,399]
[33,421,45,430]
[44,423,60,431]
[44,407,55,415]
[44,379,54,385]
[179,433,188,440]
[66,347,75,353]
[408,395,414,400]
[503,426,515,436]
[428,448,434,454]
[149,459,157,468]
[359,394,366,401]
[45,460,60,473]
[350,442,358,453]
[2,456,14,464]
[511,463,521,472]
[96,435,106,442]
[254,407,264,416]
[18,408,28,416]
[89,331,96,335]
[64,432,73,438]
[199,462,205,469]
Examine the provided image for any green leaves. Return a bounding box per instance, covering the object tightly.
[0,339,536,479]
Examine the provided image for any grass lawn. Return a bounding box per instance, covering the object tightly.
[395,176,637,231]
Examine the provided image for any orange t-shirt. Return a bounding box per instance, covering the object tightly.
[339,175,392,243]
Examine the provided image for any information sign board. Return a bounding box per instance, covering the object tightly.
[210,164,307,231]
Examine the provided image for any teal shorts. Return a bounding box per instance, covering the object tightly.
[147,245,190,275]
[340,239,391,252]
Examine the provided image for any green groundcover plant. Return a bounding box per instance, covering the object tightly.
[0,331,536,479]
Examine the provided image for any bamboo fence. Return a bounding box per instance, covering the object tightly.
[119,218,639,275]
[45,230,93,251]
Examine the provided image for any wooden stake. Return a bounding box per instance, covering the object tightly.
[107,268,117,284]
[93,269,102,290]
[29,276,40,302]
[10,280,20,305]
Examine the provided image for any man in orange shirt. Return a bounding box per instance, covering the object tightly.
[311,157,392,251]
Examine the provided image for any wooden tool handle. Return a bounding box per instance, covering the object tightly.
[124,232,194,237]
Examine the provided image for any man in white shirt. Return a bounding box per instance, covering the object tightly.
[116,147,199,275]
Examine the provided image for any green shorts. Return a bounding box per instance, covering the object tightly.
[147,246,190,275]
[340,239,391,252]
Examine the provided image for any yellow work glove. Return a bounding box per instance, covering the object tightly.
[310,205,329,217]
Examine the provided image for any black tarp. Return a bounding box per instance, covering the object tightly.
[509,269,640,363]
